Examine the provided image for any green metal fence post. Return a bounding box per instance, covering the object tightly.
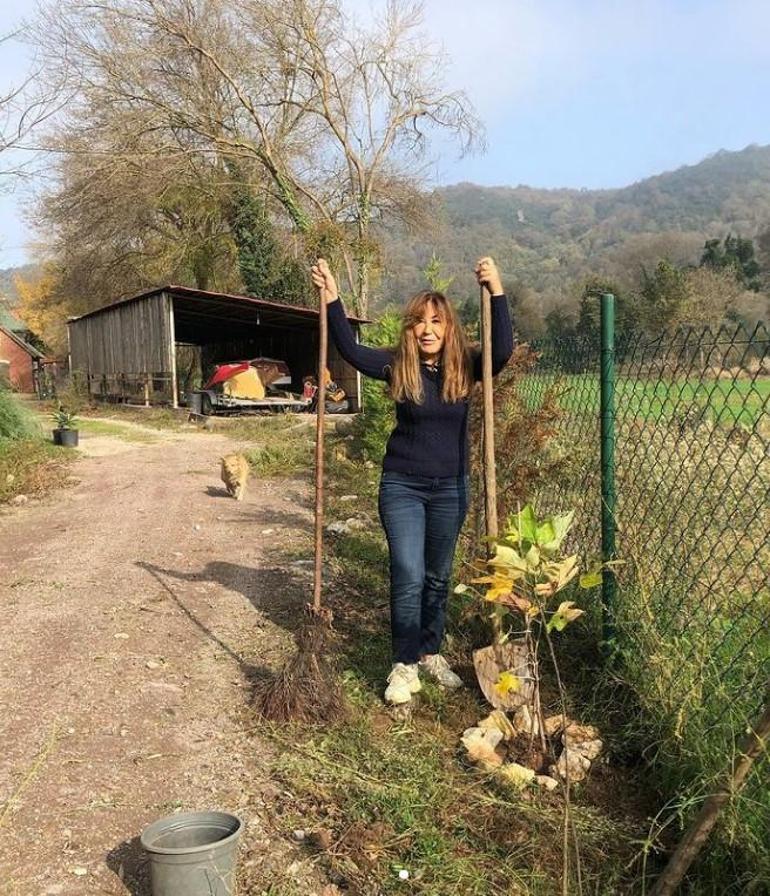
[600,293,617,648]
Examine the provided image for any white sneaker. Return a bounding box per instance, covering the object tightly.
[384,663,421,704]
[418,654,463,690]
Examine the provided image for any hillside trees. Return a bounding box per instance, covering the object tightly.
[32,0,482,316]
[700,234,761,290]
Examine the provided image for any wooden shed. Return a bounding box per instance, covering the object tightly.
[67,285,366,411]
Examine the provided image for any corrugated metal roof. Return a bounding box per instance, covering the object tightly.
[68,284,370,324]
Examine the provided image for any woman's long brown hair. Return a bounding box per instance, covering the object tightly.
[389,291,473,404]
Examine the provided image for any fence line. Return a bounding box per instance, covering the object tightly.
[516,313,769,885]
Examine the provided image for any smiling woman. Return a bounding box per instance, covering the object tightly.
[310,255,514,705]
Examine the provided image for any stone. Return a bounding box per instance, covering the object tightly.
[512,704,539,736]
[535,774,560,792]
[497,762,536,790]
[309,828,333,850]
[292,829,306,842]
[550,749,591,783]
[326,518,366,536]
[11,494,28,505]
[562,723,600,746]
[575,738,603,762]
[460,726,505,768]
[478,709,516,742]
[543,714,568,737]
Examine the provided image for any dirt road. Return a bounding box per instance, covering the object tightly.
[0,423,325,894]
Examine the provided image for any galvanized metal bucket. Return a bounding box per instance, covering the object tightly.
[140,810,243,896]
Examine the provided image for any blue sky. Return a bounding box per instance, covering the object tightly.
[2,0,770,268]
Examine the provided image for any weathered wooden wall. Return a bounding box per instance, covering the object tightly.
[68,292,174,402]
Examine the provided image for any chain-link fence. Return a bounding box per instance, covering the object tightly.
[515,313,770,887]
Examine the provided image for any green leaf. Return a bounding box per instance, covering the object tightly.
[547,600,585,633]
[490,544,527,571]
[518,505,538,543]
[524,545,541,570]
[540,511,574,552]
[579,571,603,589]
[535,520,555,546]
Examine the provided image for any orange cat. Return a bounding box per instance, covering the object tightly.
[220,453,250,500]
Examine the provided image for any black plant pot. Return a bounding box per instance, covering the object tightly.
[53,428,79,447]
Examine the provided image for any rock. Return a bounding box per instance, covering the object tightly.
[543,715,568,737]
[512,705,539,736]
[535,774,560,792]
[562,723,600,746]
[5,473,15,484]
[145,660,161,670]
[261,528,275,535]
[309,828,333,850]
[292,829,306,842]
[550,749,591,783]
[576,738,603,761]
[460,726,505,768]
[561,723,603,762]
[478,709,516,742]
[497,762,536,790]
[326,517,366,536]
[11,494,28,505]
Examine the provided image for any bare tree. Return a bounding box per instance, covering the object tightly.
[0,30,67,183]
[32,0,483,314]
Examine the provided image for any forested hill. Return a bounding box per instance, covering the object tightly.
[377,143,770,311]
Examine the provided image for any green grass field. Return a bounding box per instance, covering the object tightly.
[521,373,769,428]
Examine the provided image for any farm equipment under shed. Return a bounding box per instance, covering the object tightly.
[192,357,311,415]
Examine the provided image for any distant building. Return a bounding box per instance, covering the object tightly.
[0,324,46,393]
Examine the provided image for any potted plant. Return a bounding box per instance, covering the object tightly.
[51,407,79,447]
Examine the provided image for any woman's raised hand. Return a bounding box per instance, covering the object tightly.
[310,258,339,304]
[474,256,503,296]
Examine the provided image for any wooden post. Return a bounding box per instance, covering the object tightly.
[650,692,770,896]
[167,293,179,408]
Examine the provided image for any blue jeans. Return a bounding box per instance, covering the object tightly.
[378,472,469,664]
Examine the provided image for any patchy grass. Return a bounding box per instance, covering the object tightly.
[76,403,189,431]
[0,438,75,504]
[0,390,41,440]
[78,418,159,443]
[253,449,653,895]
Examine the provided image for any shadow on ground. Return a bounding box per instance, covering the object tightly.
[135,559,315,698]
[106,836,149,896]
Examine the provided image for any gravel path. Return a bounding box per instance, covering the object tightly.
[0,426,325,895]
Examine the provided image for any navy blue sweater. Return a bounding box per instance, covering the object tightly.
[328,296,514,477]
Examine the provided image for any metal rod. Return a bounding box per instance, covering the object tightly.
[600,293,617,648]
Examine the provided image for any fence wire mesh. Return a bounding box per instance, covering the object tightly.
[516,318,769,820]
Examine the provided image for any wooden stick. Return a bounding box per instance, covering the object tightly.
[480,283,498,541]
[650,692,770,896]
[313,291,328,615]
[480,284,501,644]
